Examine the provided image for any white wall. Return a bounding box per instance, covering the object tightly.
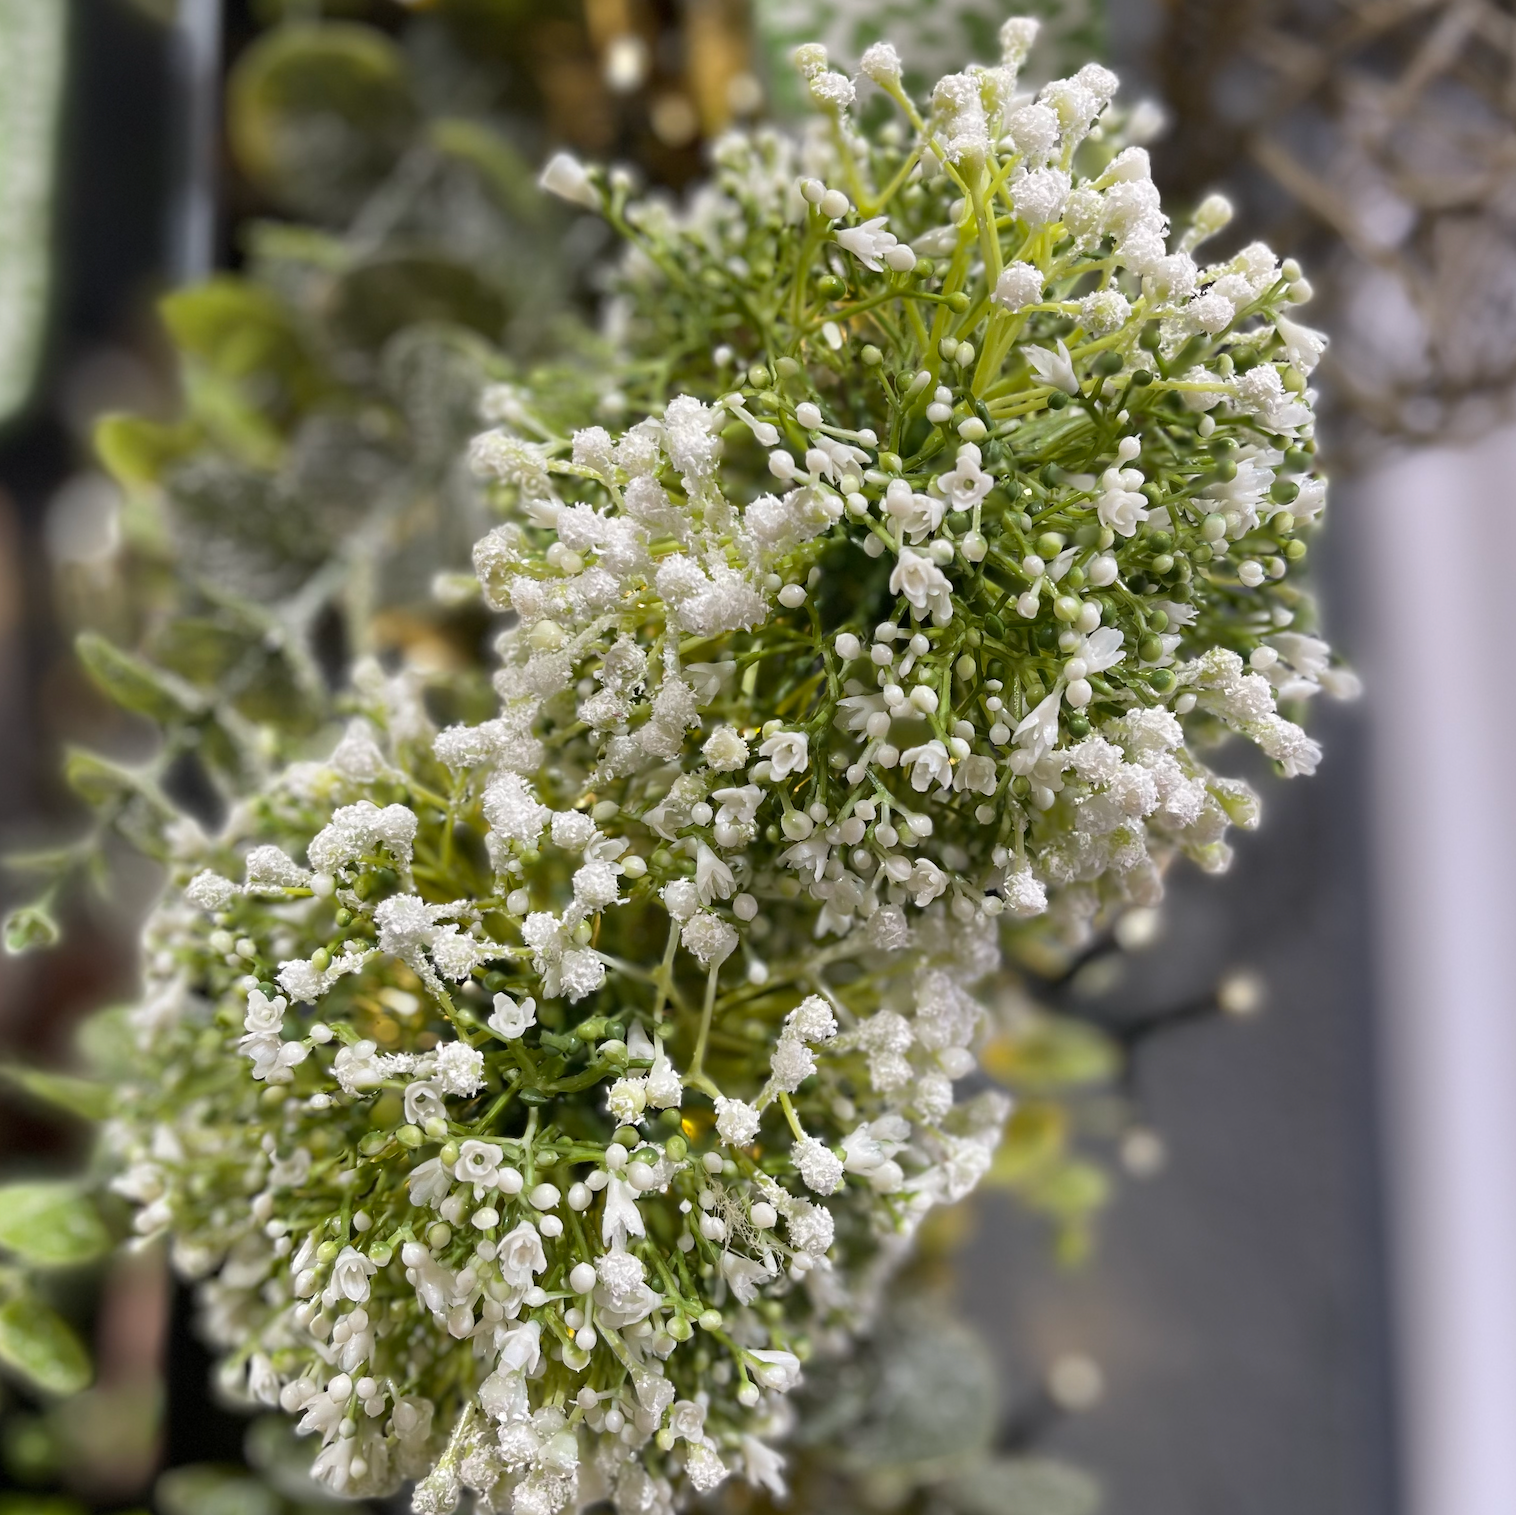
[1356,431,1516,1515]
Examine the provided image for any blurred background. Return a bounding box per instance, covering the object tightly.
[1,2,1513,1514]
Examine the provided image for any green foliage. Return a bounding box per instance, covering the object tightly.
[0,1297,92,1398]
[93,413,197,492]
[0,0,67,423]
[982,1017,1120,1092]
[0,1496,89,1515]
[76,632,205,726]
[0,1184,112,1268]
[156,1464,283,1515]
[2,903,60,956]
[0,1068,113,1123]
[228,23,417,221]
[941,1456,1102,1515]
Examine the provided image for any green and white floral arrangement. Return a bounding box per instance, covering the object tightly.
[20,20,1357,1515]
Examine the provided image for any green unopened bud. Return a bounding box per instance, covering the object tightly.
[4,902,60,955]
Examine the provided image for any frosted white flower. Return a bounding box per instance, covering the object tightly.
[681,912,738,967]
[993,260,1044,311]
[244,845,309,890]
[792,1136,845,1194]
[1081,288,1132,335]
[1011,167,1071,225]
[1189,290,1236,334]
[185,870,237,912]
[702,726,749,771]
[858,42,902,88]
[1002,867,1048,917]
[432,1041,485,1097]
[715,1097,761,1147]
[685,1444,729,1494]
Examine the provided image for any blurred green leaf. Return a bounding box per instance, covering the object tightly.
[0,1496,87,1515]
[161,279,306,378]
[941,1456,1102,1515]
[428,118,545,224]
[75,1006,138,1081]
[244,1414,345,1507]
[228,22,416,220]
[1020,1158,1112,1220]
[62,749,169,816]
[328,258,509,351]
[93,413,197,491]
[2,902,60,956]
[986,1101,1067,1187]
[76,632,205,725]
[0,1297,92,1396]
[0,0,67,423]
[242,219,349,273]
[808,1306,1000,1469]
[155,1464,281,1515]
[0,1183,112,1267]
[981,1017,1120,1092]
[0,1066,112,1121]
[161,278,324,446]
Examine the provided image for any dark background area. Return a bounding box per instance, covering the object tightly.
[0,4,1398,1512]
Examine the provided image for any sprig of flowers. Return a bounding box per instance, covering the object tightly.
[99,20,1354,1515]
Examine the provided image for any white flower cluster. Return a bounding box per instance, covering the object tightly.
[103,21,1352,1515]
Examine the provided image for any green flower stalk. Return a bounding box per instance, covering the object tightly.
[99,20,1354,1515]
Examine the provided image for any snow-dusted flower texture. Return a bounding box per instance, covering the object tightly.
[99,22,1351,1515]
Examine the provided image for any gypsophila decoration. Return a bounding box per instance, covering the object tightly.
[92,20,1358,1515]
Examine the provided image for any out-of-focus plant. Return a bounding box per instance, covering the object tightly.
[0,0,67,424]
[1,10,1349,1515]
[1151,0,1516,450]
[5,16,1352,1512]
[755,0,1105,117]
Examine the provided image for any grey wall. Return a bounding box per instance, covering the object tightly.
[957,695,1395,1514]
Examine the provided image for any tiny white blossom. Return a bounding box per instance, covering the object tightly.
[488,993,537,1040]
